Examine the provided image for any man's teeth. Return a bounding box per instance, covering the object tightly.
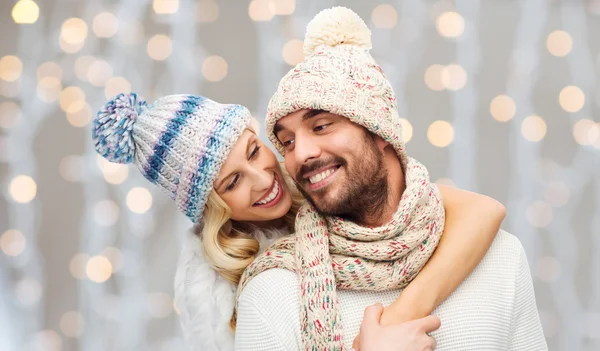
[256,180,279,205]
[308,168,335,184]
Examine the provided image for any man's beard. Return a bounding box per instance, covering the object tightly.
[294,133,389,224]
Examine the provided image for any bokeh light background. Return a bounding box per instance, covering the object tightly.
[0,0,599,350]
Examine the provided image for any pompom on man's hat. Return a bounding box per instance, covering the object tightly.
[93,93,252,223]
[266,7,406,165]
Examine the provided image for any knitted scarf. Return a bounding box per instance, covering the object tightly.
[235,157,445,351]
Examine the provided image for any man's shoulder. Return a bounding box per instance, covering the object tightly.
[238,269,300,308]
[487,229,526,263]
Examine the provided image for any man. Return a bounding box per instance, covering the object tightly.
[234,7,546,351]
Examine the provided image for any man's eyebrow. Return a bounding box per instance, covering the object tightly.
[302,109,326,121]
[273,109,327,136]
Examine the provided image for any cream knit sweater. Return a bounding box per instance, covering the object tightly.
[234,230,548,350]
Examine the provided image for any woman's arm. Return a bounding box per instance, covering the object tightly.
[353,185,505,349]
[384,185,506,323]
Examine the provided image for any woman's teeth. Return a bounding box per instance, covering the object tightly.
[308,168,335,184]
[255,180,279,205]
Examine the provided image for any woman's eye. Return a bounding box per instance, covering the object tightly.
[282,139,295,147]
[249,145,260,159]
[226,174,240,191]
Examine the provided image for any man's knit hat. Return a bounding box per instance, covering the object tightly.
[92,93,251,223]
[266,7,406,164]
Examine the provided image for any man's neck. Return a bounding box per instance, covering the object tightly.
[359,148,405,227]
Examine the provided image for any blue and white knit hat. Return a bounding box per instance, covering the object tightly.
[92,93,252,223]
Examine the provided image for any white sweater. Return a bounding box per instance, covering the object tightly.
[235,230,548,350]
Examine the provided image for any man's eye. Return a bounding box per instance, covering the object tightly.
[314,124,330,132]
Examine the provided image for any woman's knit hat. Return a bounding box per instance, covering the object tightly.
[92,93,252,223]
[266,7,407,164]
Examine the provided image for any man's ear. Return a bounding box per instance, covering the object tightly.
[374,136,389,152]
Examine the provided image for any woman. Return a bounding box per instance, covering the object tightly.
[93,93,505,350]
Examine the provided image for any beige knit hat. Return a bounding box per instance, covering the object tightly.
[266,6,406,164]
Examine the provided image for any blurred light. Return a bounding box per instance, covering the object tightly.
[93,12,118,38]
[249,0,274,21]
[105,77,132,99]
[127,187,153,214]
[87,59,113,87]
[521,115,547,142]
[282,40,304,66]
[97,157,129,184]
[559,85,585,113]
[66,102,92,128]
[436,11,464,38]
[538,309,560,338]
[31,330,62,351]
[94,200,120,227]
[12,0,39,24]
[490,95,516,122]
[526,201,553,227]
[102,247,124,272]
[0,55,23,82]
[441,64,467,90]
[86,255,113,283]
[399,118,413,143]
[74,55,96,81]
[572,119,599,145]
[59,155,83,182]
[0,101,22,129]
[60,18,88,45]
[196,0,219,22]
[37,61,62,81]
[148,292,173,318]
[15,277,42,306]
[154,0,179,14]
[535,256,561,282]
[70,253,90,280]
[424,64,445,91]
[59,86,85,112]
[371,4,398,29]
[594,124,600,150]
[202,56,228,82]
[558,85,585,112]
[60,311,85,338]
[118,20,144,45]
[37,76,62,103]
[147,35,173,61]
[427,120,454,147]
[1,229,26,257]
[270,0,295,15]
[0,81,19,99]
[546,30,572,57]
[435,178,456,187]
[9,175,37,203]
[545,181,570,207]
[59,37,84,54]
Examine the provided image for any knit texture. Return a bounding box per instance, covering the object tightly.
[235,231,548,351]
[265,7,406,166]
[92,93,251,223]
[235,157,444,351]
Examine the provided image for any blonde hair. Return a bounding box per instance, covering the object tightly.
[193,168,303,331]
